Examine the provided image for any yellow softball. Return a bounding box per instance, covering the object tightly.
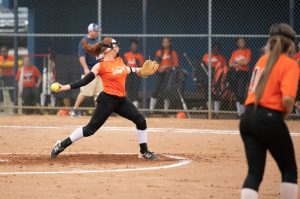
[50,82,60,92]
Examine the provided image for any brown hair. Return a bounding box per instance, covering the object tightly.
[81,37,113,56]
[254,23,296,108]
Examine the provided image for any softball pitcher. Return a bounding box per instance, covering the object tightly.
[50,37,159,160]
[240,23,298,199]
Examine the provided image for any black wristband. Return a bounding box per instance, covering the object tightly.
[129,67,133,74]
[70,72,96,89]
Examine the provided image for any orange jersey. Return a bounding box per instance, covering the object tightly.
[155,49,179,67]
[202,53,227,69]
[0,55,15,76]
[123,51,144,68]
[229,48,251,71]
[293,52,300,77]
[245,54,299,112]
[16,65,41,88]
[98,57,127,97]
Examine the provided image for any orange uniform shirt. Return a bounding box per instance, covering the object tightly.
[98,57,127,97]
[229,48,251,71]
[245,54,299,112]
[293,52,300,77]
[155,49,179,67]
[202,53,227,69]
[0,55,15,76]
[123,51,144,68]
[16,66,41,88]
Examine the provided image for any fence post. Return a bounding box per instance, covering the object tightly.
[142,0,147,111]
[98,0,102,41]
[13,0,19,114]
[207,0,212,119]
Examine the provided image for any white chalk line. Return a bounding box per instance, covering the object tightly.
[0,125,300,136]
[0,153,191,175]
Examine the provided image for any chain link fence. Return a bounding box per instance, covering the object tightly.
[0,0,299,119]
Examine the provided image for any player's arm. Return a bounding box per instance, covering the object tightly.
[125,60,159,78]
[281,64,299,118]
[79,56,90,75]
[125,66,141,75]
[35,67,42,87]
[56,63,100,92]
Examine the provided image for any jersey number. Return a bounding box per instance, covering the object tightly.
[248,67,263,93]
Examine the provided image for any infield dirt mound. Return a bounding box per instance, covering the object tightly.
[0,153,177,172]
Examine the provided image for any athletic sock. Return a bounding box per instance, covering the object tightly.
[280,182,298,199]
[137,129,148,154]
[133,101,139,108]
[240,104,245,114]
[214,101,220,112]
[236,102,241,115]
[61,137,72,148]
[164,99,170,110]
[149,97,157,112]
[69,127,84,142]
[241,188,258,199]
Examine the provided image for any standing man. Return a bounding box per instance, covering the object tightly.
[69,23,103,117]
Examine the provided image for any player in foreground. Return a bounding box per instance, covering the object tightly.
[240,23,298,199]
[50,37,159,160]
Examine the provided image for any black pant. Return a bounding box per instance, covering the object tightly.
[22,87,40,114]
[152,72,170,99]
[0,75,14,103]
[228,70,248,103]
[240,105,298,191]
[126,74,140,102]
[82,92,146,137]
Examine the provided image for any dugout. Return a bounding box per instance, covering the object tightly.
[2,0,300,107]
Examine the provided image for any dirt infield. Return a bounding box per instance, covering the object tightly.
[0,115,299,199]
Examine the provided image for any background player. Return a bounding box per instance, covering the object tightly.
[69,23,103,117]
[240,23,298,199]
[149,37,179,113]
[51,37,159,160]
[229,37,251,116]
[123,39,144,108]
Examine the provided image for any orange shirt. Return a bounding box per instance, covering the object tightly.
[245,54,299,112]
[155,49,179,67]
[98,57,127,97]
[124,51,144,68]
[16,65,41,88]
[0,55,15,76]
[202,53,227,69]
[229,48,251,71]
[293,52,300,77]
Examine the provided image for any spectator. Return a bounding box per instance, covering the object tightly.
[202,43,228,114]
[123,39,144,108]
[0,47,14,106]
[293,40,300,64]
[69,23,103,117]
[149,37,179,113]
[229,37,251,116]
[16,56,42,114]
[293,40,300,115]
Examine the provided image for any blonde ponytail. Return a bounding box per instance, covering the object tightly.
[254,23,296,108]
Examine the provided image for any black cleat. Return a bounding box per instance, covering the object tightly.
[51,141,65,158]
[140,151,157,160]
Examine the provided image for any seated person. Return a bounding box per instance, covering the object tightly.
[202,43,228,114]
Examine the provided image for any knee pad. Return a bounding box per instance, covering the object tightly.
[282,170,298,184]
[135,116,147,130]
[83,124,97,137]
